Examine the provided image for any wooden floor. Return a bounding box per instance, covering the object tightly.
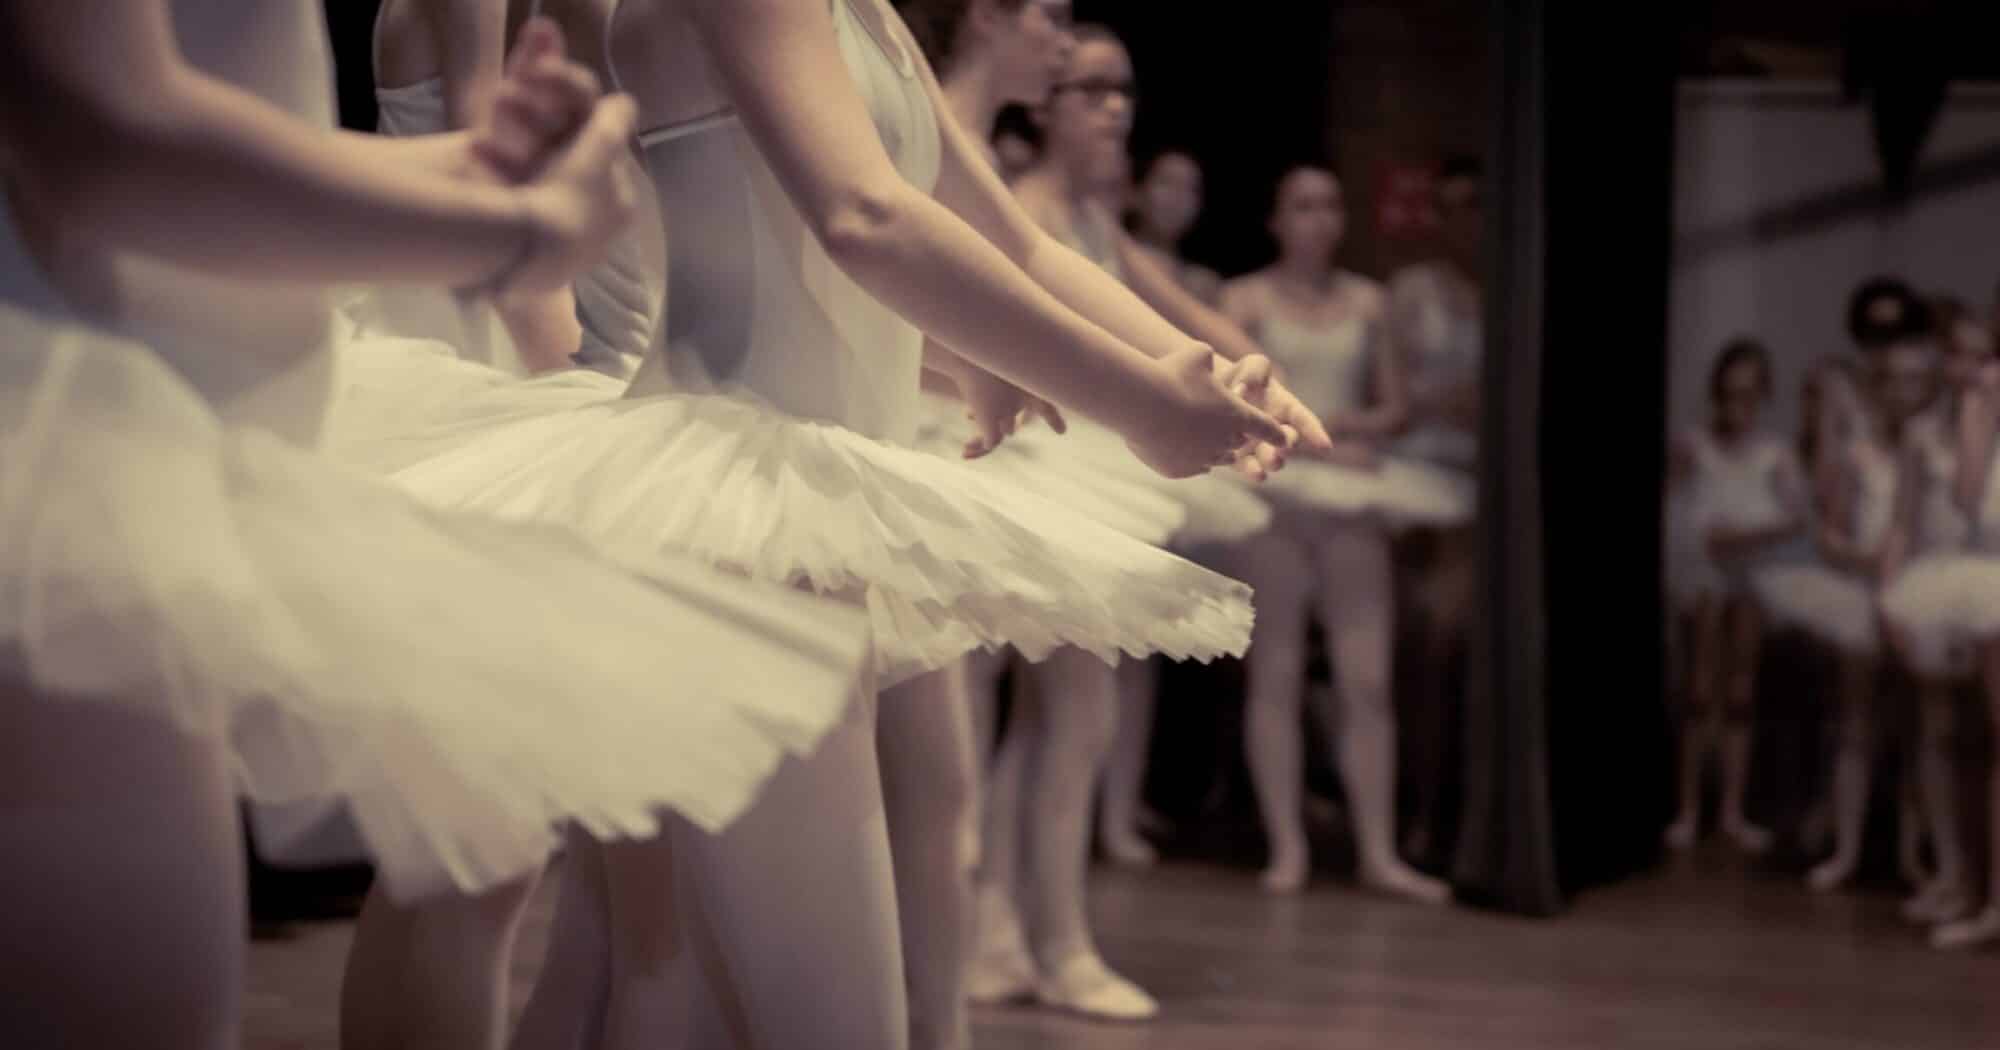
[246,848,2000,1050]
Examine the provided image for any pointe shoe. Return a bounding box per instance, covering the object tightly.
[1359,857,1452,906]
[1930,907,2000,951]
[1100,831,1158,869]
[1663,815,1699,851]
[1721,817,1773,856]
[1807,855,1857,893]
[1034,954,1159,1022]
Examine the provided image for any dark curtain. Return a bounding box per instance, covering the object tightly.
[1449,0,1560,916]
[1540,3,1679,898]
[325,0,383,131]
[1457,3,1681,907]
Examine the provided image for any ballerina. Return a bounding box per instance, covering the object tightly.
[1755,318,1937,889]
[1666,338,1808,853]
[1211,163,1468,899]
[326,1,1332,1048]
[0,7,875,1047]
[1879,302,1992,924]
[1126,149,1221,305]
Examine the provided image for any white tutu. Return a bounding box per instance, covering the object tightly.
[911,393,1185,545]
[1878,553,2000,676]
[999,410,1275,546]
[1241,453,1475,530]
[1663,484,1727,606]
[1751,564,1880,656]
[326,341,1255,684]
[0,313,870,901]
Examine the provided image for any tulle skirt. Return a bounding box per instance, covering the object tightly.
[956,406,1275,546]
[0,310,870,901]
[1242,454,1475,530]
[910,393,1185,545]
[1878,552,2000,676]
[1751,564,1881,656]
[326,339,1256,684]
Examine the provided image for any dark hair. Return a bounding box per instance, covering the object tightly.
[1066,21,1125,55]
[1846,276,1930,350]
[1438,154,1483,182]
[1138,148,1201,182]
[1269,161,1339,215]
[992,103,1042,150]
[898,0,1025,76]
[1708,337,1774,404]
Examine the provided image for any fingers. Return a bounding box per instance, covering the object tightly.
[1283,397,1334,451]
[1035,398,1067,435]
[1227,389,1291,449]
[1225,354,1273,395]
[480,57,617,180]
[506,16,565,78]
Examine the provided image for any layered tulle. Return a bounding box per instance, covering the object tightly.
[1242,453,1475,530]
[978,408,1275,546]
[1751,564,1881,656]
[911,393,1186,545]
[326,339,1256,684]
[0,312,870,901]
[1879,553,2000,676]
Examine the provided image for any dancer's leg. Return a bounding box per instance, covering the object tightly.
[0,691,242,1050]
[878,668,979,1050]
[1314,522,1447,904]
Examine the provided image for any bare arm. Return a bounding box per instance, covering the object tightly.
[416,0,512,128]
[1956,378,1999,517]
[681,0,1283,458]
[1386,270,1478,430]
[1348,298,1410,441]
[0,2,533,290]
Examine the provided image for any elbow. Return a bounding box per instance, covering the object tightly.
[813,184,913,273]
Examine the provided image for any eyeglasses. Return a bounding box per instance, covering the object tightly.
[1052,77,1138,108]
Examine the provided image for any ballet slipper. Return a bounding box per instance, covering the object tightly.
[1033,954,1158,1022]
[1930,907,2000,951]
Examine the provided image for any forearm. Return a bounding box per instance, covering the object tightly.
[23,72,522,290]
[824,188,1169,434]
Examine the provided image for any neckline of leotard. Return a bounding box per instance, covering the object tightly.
[612,0,910,148]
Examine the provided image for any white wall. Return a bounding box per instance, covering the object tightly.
[1668,81,2000,439]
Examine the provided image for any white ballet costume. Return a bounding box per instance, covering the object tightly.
[0,0,875,903]
[1753,430,1895,657]
[1671,427,1800,608]
[914,201,1273,548]
[1239,284,1475,530]
[1880,417,2000,675]
[326,0,1255,687]
[342,12,653,381]
[1386,263,1481,476]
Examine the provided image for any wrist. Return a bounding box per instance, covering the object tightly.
[1099,355,1181,441]
[459,188,539,299]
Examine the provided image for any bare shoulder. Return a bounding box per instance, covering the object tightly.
[1216,270,1271,319]
[1340,270,1387,315]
